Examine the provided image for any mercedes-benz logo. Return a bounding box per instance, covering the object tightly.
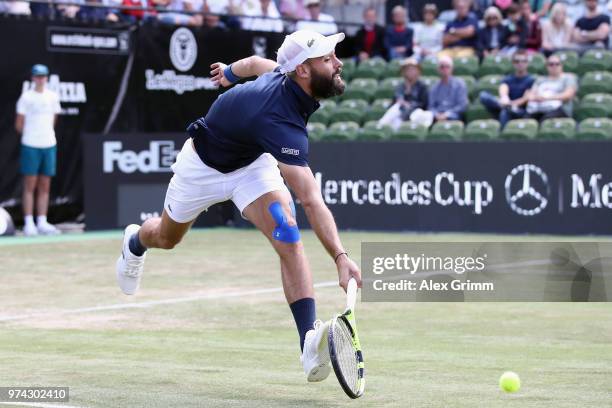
[505,164,550,216]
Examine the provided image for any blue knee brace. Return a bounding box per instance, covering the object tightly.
[269,201,300,243]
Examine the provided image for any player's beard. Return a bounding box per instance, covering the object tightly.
[310,67,345,99]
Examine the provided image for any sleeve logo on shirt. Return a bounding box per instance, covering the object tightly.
[281,147,300,156]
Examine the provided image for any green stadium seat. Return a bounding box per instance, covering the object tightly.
[458,75,476,99]
[527,52,546,75]
[391,122,429,140]
[342,78,378,102]
[454,56,479,77]
[464,119,500,140]
[537,118,576,140]
[553,50,579,73]
[578,49,612,75]
[309,109,331,126]
[478,55,511,77]
[421,58,438,76]
[475,75,503,95]
[465,101,493,122]
[574,93,612,121]
[500,118,539,140]
[428,120,464,140]
[363,98,392,122]
[579,71,612,97]
[384,59,402,78]
[354,57,386,79]
[323,121,359,141]
[307,122,326,141]
[340,58,356,81]
[374,77,402,100]
[329,100,365,125]
[576,118,612,140]
[358,121,392,140]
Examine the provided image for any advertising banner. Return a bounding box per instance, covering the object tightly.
[82,132,233,229]
[303,141,612,235]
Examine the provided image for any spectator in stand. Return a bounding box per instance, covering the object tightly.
[78,0,121,22]
[479,50,535,126]
[0,0,30,14]
[122,0,157,21]
[541,3,573,55]
[529,0,552,18]
[520,0,542,52]
[57,0,83,19]
[354,7,386,62]
[242,0,284,32]
[440,0,479,58]
[378,58,429,130]
[295,0,337,35]
[526,54,577,121]
[413,3,445,60]
[280,0,307,20]
[504,3,527,52]
[207,0,241,30]
[477,6,507,58]
[384,5,414,60]
[158,0,205,26]
[428,56,469,121]
[572,0,610,49]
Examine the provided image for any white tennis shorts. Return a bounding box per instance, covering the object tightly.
[164,139,288,223]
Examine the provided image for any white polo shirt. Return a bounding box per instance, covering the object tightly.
[16,88,61,148]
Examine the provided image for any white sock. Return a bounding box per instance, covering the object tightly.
[24,215,35,227]
[36,215,47,226]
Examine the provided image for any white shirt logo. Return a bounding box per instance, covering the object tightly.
[281,147,300,156]
[169,28,197,72]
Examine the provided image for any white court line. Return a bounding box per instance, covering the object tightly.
[0,259,551,323]
[0,402,86,408]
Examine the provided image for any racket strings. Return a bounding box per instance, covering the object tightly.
[333,319,359,392]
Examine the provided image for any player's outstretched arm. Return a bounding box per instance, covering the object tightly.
[279,163,362,291]
[210,56,279,87]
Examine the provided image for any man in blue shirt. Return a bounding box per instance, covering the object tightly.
[479,50,535,126]
[439,0,479,58]
[428,56,469,121]
[115,30,362,383]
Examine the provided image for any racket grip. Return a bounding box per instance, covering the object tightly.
[346,277,358,310]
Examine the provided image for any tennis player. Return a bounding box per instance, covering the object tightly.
[116,30,362,382]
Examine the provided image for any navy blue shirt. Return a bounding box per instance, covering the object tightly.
[576,14,610,47]
[445,13,479,48]
[502,74,535,101]
[190,67,319,173]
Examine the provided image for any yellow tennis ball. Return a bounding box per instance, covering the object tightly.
[499,371,521,393]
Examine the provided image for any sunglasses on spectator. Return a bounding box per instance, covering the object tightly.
[513,59,528,63]
[547,61,561,66]
[438,64,452,68]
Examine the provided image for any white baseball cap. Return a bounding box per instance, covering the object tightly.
[276,30,345,74]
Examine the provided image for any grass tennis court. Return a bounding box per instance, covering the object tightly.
[1,229,611,407]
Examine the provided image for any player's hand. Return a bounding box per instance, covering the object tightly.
[337,255,362,292]
[210,62,232,88]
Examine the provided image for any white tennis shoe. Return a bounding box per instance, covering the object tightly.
[37,222,61,235]
[301,319,331,382]
[116,224,146,295]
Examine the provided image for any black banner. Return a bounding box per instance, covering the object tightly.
[129,25,285,132]
[305,141,612,235]
[0,17,132,222]
[82,132,233,230]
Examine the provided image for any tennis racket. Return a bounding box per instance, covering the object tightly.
[328,277,365,399]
